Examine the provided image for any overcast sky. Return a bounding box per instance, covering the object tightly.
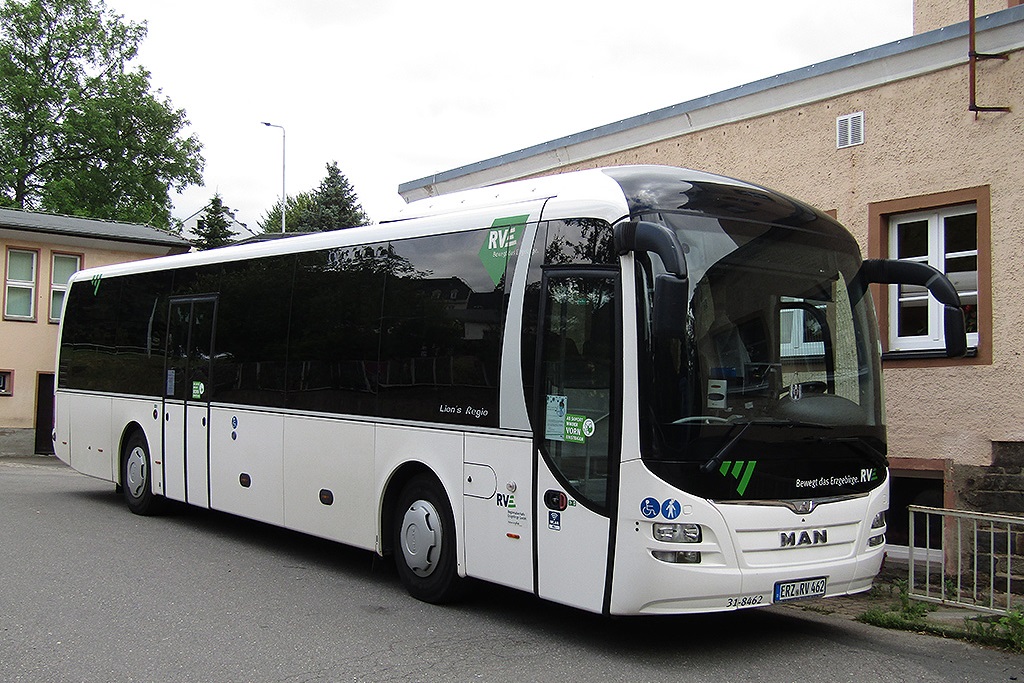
[108,0,914,233]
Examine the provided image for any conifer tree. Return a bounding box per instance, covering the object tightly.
[193,194,235,250]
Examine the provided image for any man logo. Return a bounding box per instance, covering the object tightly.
[780,529,828,548]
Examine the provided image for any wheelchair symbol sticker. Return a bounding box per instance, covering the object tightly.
[640,497,660,518]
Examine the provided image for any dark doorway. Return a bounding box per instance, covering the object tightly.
[889,474,944,549]
[34,373,55,454]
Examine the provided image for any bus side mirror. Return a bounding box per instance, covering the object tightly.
[614,220,691,338]
[614,221,687,278]
[852,259,967,358]
[653,273,690,338]
[941,305,968,358]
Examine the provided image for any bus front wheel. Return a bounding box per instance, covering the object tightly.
[121,431,162,516]
[393,474,462,604]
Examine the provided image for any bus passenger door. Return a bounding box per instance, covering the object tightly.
[163,296,217,507]
[534,270,619,613]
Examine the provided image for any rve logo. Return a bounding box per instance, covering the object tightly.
[496,493,516,509]
[717,460,757,497]
[860,468,878,483]
[479,215,528,287]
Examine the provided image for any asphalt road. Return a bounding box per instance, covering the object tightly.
[2,456,1022,683]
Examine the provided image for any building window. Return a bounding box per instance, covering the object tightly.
[4,248,37,320]
[888,204,978,352]
[49,253,81,323]
[836,112,864,149]
[868,186,991,366]
[0,370,11,396]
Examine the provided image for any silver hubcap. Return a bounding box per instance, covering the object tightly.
[125,446,147,499]
[400,500,441,577]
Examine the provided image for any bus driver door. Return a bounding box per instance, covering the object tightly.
[163,295,217,508]
[534,269,619,613]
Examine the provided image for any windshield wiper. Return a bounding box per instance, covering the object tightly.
[698,418,831,473]
[699,422,752,473]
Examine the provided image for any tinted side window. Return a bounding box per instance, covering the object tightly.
[288,245,387,416]
[522,219,615,422]
[113,271,172,396]
[378,230,507,427]
[213,256,295,408]
[59,276,121,391]
[544,218,617,265]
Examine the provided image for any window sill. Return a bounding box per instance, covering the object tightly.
[882,347,979,362]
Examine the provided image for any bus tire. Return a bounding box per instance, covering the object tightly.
[393,474,462,604]
[121,431,162,516]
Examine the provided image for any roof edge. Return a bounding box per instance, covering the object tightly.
[0,206,191,248]
[398,5,1024,202]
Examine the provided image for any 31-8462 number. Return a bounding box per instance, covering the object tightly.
[726,594,764,608]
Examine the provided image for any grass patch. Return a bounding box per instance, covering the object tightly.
[856,580,1024,652]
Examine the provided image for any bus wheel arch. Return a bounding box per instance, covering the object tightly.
[385,465,463,603]
[120,426,162,516]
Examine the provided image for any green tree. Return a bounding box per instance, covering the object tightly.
[257,190,315,234]
[304,161,369,230]
[193,193,235,250]
[0,0,204,228]
[258,161,369,233]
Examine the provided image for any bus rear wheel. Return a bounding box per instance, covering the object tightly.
[121,431,162,516]
[393,474,462,604]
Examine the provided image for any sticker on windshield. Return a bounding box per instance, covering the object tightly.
[545,395,593,443]
[545,395,568,440]
[717,459,757,497]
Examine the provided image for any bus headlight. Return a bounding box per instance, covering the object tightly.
[653,523,702,543]
[871,511,886,529]
[652,550,702,564]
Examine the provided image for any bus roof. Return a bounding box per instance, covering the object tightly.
[68,165,836,284]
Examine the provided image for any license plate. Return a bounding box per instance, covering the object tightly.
[773,576,827,602]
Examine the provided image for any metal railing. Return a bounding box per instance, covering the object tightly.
[908,505,1024,615]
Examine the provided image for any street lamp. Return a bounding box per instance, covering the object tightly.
[261,121,286,234]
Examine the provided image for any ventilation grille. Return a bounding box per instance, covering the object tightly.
[836,112,864,149]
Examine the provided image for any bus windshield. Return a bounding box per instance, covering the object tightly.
[635,211,887,502]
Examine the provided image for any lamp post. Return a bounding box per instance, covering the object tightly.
[261,121,286,234]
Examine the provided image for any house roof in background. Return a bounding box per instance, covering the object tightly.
[0,207,190,249]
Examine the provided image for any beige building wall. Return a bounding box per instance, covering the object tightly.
[535,48,1022,479]
[1,236,170,431]
[914,0,1018,34]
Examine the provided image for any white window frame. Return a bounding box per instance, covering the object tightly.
[779,299,825,359]
[49,253,81,323]
[887,204,979,352]
[4,248,37,321]
[836,111,864,149]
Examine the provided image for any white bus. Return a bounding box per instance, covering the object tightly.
[54,165,966,615]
